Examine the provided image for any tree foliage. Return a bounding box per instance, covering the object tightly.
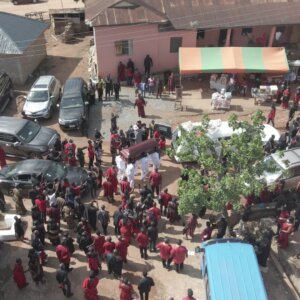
[174,111,270,214]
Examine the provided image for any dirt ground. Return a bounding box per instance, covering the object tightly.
[0,28,297,300]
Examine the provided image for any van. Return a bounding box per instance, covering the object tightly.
[200,238,268,300]
[58,77,89,134]
[0,72,13,113]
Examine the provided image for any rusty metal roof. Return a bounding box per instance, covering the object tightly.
[85,0,300,29]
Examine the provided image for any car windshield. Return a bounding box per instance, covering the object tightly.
[44,163,66,181]
[61,96,83,109]
[17,121,40,143]
[263,156,283,173]
[27,90,48,102]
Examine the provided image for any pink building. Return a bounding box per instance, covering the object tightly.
[85,0,300,79]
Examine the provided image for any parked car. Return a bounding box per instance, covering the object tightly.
[0,116,59,158]
[169,120,280,162]
[22,75,61,119]
[262,147,300,190]
[11,0,38,4]
[58,77,89,135]
[0,159,88,196]
[0,72,13,113]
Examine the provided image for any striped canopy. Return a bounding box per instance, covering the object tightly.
[179,47,289,74]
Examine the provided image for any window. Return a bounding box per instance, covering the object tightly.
[49,80,56,94]
[241,27,253,36]
[0,133,18,143]
[115,40,133,56]
[170,37,182,53]
[197,29,205,39]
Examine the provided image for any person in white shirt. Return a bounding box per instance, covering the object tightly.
[149,151,160,170]
[139,154,149,182]
[126,159,136,189]
[115,155,126,181]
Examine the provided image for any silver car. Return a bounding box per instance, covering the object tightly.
[263,147,300,190]
[23,75,61,119]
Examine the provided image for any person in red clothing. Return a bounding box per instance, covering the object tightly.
[159,188,172,216]
[82,271,99,300]
[87,140,95,170]
[102,178,114,203]
[170,239,188,273]
[278,217,294,248]
[134,94,146,118]
[182,288,196,300]
[103,236,116,256]
[105,165,119,194]
[119,278,134,300]
[277,206,290,235]
[200,221,213,242]
[148,202,161,222]
[281,87,291,109]
[46,203,60,225]
[115,236,129,263]
[119,218,132,244]
[184,214,198,240]
[293,87,300,107]
[13,258,28,289]
[136,229,149,259]
[149,168,162,197]
[87,250,101,275]
[267,104,276,127]
[93,230,105,260]
[0,146,7,169]
[35,195,47,223]
[56,240,72,272]
[119,176,131,195]
[156,238,172,269]
[158,135,166,155]
[153,129,160,141]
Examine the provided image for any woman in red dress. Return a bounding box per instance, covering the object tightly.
[278,218,294,249]
[134,94,146,118]
[118,61,126,81]
[82,272,99,300]
[13,258,28,289]
[119,278,134,300]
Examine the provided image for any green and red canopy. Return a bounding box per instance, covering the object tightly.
[179,47,289,74]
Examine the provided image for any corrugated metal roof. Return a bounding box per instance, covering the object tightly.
[85,0,167,26]
[0,12,48,55]
[85,0,300,29]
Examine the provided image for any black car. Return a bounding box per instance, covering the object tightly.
[58,77,89,135]
[0,116,59,158]
[0,159,88,196]
[0,72,13,113]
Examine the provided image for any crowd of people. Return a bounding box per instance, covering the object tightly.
[9,111,196,299]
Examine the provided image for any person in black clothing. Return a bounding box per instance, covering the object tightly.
[111,113,119,133]
[76,147,86,168]
[98,205,110,236]
[14,216,25,241]
[144,55,153,76]
[47,218,60,246]
[78,231,93,254]
[87,172,98,200]
[139,184,152,202]
[105,75,112,101]
[56,263,73,298]
[32,220,46,246]
[87,200,99,231]
[62,232,75,255]
[31,206,43,225]
[147,222,158,252]
[127,59,134,73]
[106,251,116,274]
[113,206,123,236]
[138,271,155,300]
[28,186,40,207]
[113,250,123,278]
[113,80,121,101]
[216,216,227,238]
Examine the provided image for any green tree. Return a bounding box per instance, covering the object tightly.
[174,111,270,214]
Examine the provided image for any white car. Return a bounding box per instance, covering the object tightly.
[172,119,280,162]
[262,147,300,190]
[23,75,61,119]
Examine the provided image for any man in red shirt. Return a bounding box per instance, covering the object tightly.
[103,236,115,256]
[93,230,105,260]
[105,165,119,194]
[149,168,162,198]
[170,239,188,273]
[115,236,129,263]
[148,202,161,222]
[35,195,47,223]
[87,140,95,170]
[182,289,196,300]
[136,229,149,259]
[56,240,72,272]
[119,176,131,195]
[156,238,172,269]
[102,178,114,203]
[159,188,172,216]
